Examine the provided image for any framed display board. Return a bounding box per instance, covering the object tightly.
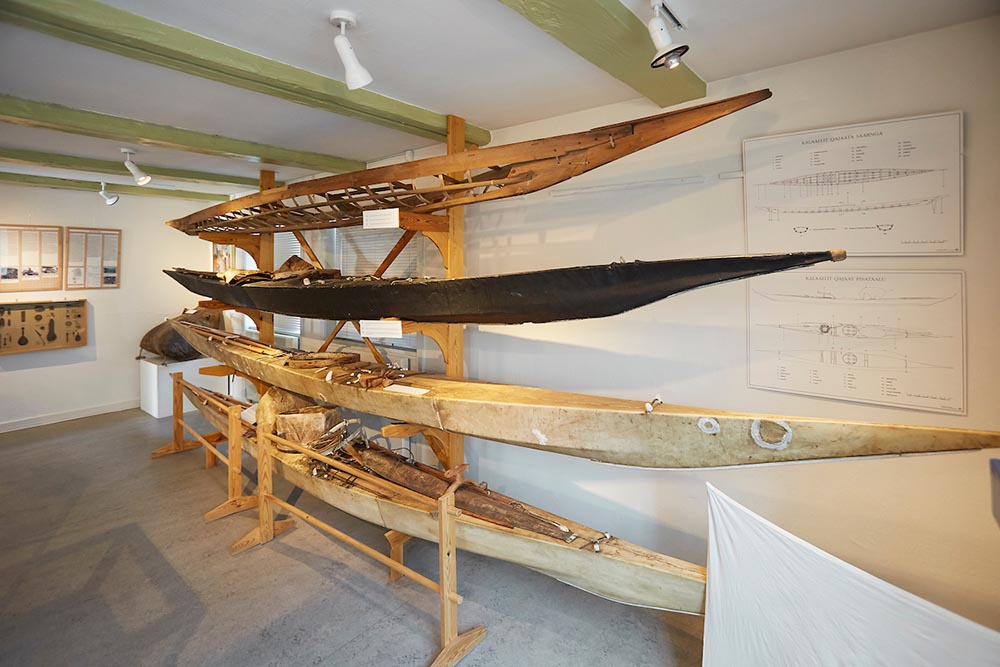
[744,111,963,256]
[0,224,63,293]
[66,227,122,289]
[0,299,87,354]
[747,270,966,415]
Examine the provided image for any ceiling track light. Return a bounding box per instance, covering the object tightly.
[648,1,689,70]
[329,10,373,91]
[98,182,119,206]
[121,148,152,185]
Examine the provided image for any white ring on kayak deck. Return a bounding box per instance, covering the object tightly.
[750,419,793,450]
[698,417,721,435]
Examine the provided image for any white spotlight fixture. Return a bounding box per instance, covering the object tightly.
[120,148,152,185]
[329,10,373,90]
[648,1,689,70]
[98,182,119,206]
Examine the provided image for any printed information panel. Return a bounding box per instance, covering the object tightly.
[747,270,965,414]
[744,112,962,256]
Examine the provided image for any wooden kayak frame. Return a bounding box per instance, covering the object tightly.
[167,90,772,237]
[153,373,487,665]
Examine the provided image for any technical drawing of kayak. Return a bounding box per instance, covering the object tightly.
[754,288,956,307]
[180,380,707,613]
[171,322,1000,468]
[763,349,947,370]
[166,89,772,236]
[773,322,939,339]
[165,250,845,325]
[769,168,936,187]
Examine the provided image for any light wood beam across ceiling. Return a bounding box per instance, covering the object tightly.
[0,147,275,188]
[0,95,365,173]
[0,171,228,201]
[496,0,705,107]
[0,0,491,147]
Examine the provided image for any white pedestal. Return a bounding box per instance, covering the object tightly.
[139,356,230,418]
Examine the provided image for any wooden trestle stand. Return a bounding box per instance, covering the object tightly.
[231,417,485,666]
[151,372,258,522]
[153,125,487,664]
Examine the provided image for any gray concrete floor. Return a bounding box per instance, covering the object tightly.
[0,409,703,666]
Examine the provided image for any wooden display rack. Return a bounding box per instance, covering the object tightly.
[150,372,258,521]
[234,414,485,666]
[155,121,485,664]
[156,373,485,665]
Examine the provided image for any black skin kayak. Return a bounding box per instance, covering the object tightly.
[165,249,846,325]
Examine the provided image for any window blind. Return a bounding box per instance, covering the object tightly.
[333,227,420,349]
[272,232,302,336]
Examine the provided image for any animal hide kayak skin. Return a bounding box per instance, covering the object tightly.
[170,321,1000,468]
[138,308,223,361]
[165,250,846,325]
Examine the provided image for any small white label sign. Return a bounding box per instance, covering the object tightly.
[360,319,403,338]
[362,208,400,229]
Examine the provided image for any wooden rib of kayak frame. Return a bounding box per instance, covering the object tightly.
[181,127,480,663]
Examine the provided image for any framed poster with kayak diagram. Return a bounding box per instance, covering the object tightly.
[66,227,121,289]
[0,224,63,293]
[743,111,963,256]
[0,299,87,355]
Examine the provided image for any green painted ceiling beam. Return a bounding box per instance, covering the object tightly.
[497,0,705,108]
[0,146,275,188]
[0,95,365,173]
[0,171,228,202]
[0,0,491,147]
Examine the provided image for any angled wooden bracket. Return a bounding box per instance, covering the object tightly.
[381,422,453,468]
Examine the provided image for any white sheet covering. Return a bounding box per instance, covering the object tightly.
[704,483,1000,666]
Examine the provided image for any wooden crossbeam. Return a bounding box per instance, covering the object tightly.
[0,95,364,173]
[496,0,705,107]
[0,171,226,202]
[0,0,491,146]
[0,146,271,187]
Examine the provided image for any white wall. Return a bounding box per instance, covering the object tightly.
[461,17,1000,629]
[0,185,207,431]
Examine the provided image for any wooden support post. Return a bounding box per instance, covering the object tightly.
[172,371,184,447]
[438,491,459,647]
[230,422,295,554]
[258,429,275,543]
[259,169,276,191]
[257,169,276,345]
[205,436,218,468]
[430,487,485,666]
[444,115,467,471]
[384,530,413,582]
[151,372,204,457]
[204,402,259,522]
[226,404,243,498]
